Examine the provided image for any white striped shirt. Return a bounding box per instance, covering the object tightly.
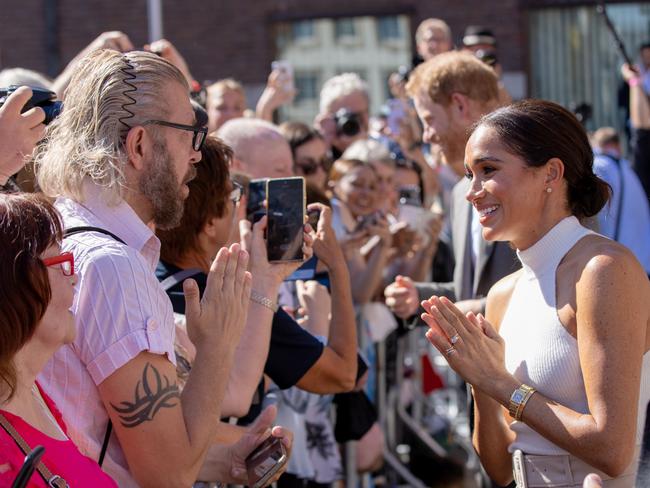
[39,183,176,487]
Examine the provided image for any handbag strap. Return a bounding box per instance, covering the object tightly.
[0,414,68,488]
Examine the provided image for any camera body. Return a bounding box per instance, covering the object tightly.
[334,108,361,137]
[0,85,63,125]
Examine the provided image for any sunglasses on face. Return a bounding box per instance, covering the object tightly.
[142,120,208,151]
[296,155,331,176]
[42,252,75,277]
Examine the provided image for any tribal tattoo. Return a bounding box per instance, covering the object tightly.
[110,362,180,428]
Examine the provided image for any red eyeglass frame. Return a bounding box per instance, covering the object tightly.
[42,252,75,276]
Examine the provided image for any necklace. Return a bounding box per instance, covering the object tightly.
[31,385,68,440]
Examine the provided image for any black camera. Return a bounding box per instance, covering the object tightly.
[334,108,361,137]
[0,85,63,125]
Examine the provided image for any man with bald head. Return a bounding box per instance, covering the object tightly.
[217,118,294,178]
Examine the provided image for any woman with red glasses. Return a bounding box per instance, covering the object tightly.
[0,193,117,487]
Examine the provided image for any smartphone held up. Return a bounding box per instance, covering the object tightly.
[266,177,306,263]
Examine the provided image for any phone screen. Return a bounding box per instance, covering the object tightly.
[247,178,268,223]
[266,177,305,262]
[245,436,287,488]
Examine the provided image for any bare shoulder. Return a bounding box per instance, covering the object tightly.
[569,234,648,290]
[567,235,650,331]
[485,269,523,330]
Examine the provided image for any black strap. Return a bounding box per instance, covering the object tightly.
[64,226,126,245]
[63,225,124,466]
[97,420,112,467]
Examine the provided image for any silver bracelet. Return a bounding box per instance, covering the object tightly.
[250,290,278,312]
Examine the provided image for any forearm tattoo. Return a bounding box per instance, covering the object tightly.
[111,362,180,428]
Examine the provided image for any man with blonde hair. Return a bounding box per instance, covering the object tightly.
[35,49,287,487]
[415,18,453,61]
[315,72,370,157]
[385,50,517,322]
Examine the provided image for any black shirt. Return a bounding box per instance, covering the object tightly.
[156,260,324,389]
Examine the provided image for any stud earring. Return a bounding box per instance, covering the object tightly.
[546,187,552,193]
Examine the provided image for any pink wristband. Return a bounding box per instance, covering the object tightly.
[629,77,641,87]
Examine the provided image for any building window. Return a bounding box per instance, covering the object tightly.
[292,20,314,40]
[335,18,356,39]
[294,72,319,103]
[377,16,401,41]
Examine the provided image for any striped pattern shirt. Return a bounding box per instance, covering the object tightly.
[39,183,176,487]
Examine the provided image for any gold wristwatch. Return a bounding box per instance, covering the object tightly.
[508,384,536,421]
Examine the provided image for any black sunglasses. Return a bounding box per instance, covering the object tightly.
[296,155,331,176]
[142,119,208,151]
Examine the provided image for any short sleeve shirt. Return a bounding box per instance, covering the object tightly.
[39,184,176,488]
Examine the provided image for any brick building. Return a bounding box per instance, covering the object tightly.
[1,0,649,129]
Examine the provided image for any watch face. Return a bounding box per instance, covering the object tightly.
[512,391,526,403]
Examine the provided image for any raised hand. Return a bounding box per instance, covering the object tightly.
[247,215,314,288]
[296,279,331,337]
[183,243,251,348]
[421,295,506,391]
[384,275,419,318]
[145,39,195,86]
[307,203,346,271]
[89,31,134,52]
[0,87,45,184]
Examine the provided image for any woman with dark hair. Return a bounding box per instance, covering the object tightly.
[0,193,117,486]
[280,122,330,190]
[421,100,650,487]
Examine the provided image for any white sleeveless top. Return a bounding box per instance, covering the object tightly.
[500,216,650,455]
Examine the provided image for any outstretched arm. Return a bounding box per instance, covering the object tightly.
[295,204,358,393]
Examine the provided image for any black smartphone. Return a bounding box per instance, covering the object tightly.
[266,177,305,262]
[285,255,318,281]
[245,436,288,488]
[246,178,268,223]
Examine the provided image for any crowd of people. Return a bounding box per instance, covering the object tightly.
[0,14,649,488]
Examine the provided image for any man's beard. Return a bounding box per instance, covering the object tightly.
[139,139,194,230]
[436,123,469,168]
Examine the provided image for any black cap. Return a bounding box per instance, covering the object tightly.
[463,25,496,47]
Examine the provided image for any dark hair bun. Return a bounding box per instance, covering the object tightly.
[477,99,611,219]
[568,173,612,219]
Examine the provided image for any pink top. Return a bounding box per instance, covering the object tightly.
[0,384,117,487]
[38,182,176,487]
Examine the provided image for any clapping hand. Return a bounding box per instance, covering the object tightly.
[183,243,251,348]
[421,296,507,392]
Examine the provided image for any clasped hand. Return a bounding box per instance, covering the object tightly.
[421,295,507,392]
